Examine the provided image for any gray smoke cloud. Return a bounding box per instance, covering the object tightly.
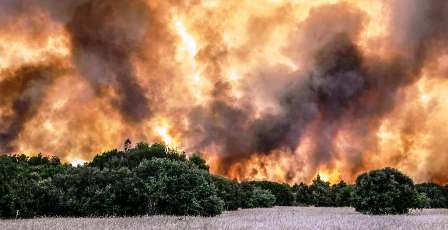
[67,0,152,122]
[0,64,63,152]
[186,1,448,177]
[1,0,448,182]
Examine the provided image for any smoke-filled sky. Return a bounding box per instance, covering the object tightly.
[1,0,448,184]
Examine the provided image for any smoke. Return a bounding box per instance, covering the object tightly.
[0,63,64,152]
[188,1,448,180]
[1,0,448,183]
[67,0,152,122]
[188,4,368,172]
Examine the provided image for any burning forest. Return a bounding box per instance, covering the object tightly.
[1,0,448,184]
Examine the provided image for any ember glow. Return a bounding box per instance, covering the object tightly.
[1,0,448,184]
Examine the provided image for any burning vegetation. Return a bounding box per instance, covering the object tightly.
[1,0,448,184]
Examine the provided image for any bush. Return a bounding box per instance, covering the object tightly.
[89,142,186,169]
[0,157,37,218]
[240,182,276,208]
[3,146,448,219]
[249,181,294,206]
[416,183,447,208]
[309,175,332,206]
[0,144,224,218]
[136,158,224,216]
[330,181,353,207]
[413,192,430,209]
[292,183,311,206]
[189,154,210,172]
[0,154,69,218]
[43,167,149,216]
[352,167,418,215]
[212,176,242,210]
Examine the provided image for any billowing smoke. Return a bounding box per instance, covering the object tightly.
[67,0,152,122]
[0,63,64,152]
[1,0,448,183]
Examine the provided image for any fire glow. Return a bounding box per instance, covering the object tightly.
[1,0,448,184]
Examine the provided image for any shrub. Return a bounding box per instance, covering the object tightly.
[0,155,68,218]
[247,187,276,208]
[330,181,353,207]
[309,175,332,206]
[38,167,149,217]
[0,144,224,218]
[293,182,312,206]
[413,192,430,209]
[136,158,224,216]
[0,157,33,218]
[240,182,276,208]
[352,167,418,215]
[416,183,447,208]
[212,176,242,210]
[4,145,448,219]
[249,181,294,206]
[89,142,186,169]
[189,154,210,172]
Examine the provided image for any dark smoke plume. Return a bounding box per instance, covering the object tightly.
[1,0,448,183]
[67,0,152,122]
[0,64,63,152]
[187,1,448,176]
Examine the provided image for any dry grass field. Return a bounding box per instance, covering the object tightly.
[1,207,447,230]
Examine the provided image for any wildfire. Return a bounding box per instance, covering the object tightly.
[175,19,198,59]
[1,0,448,184]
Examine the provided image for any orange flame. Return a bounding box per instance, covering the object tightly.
[1,0,448,184]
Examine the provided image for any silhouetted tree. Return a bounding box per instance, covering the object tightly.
[124,139,132,151]
[189,153,210,172]
[293,182,312,206]
[330,181,353,207]
[309,175,332,206]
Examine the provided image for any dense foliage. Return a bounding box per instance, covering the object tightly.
[248,181,294,206]
[309,175,332,206]
[415,183,448,208]
[136,158,223,216]
[0,143,223,218]
[291,177,353,207]
[212,176,242,210]
[352,167,419,214]
[330,181,353,207]
[239,182,276,208]
[1,145,446,219]
[1,143,275,218]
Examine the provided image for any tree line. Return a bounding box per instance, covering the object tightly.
[1,142,447,218]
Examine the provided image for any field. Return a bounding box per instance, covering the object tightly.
[1,207,448,230]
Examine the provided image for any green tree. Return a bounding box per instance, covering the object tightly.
[212,176,242,210]
[39,166,151,217]
[309,175,332,206]
[416,183,447,208]
[249,181,294,206]
[0,156,41,218]
[330,181,353,207]
[352,167,418,215]
[239,182,276,208]
[293,182,312,206]
[89,142,187,169]
[413,192,430,209]
[136,158,223,216]
[189,153,210,172]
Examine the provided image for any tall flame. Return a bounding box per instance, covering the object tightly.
[1,0,448,184]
